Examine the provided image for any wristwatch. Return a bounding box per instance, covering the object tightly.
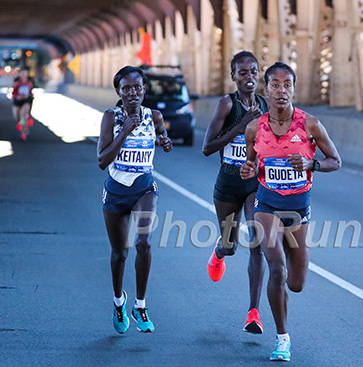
[311,159,320,172]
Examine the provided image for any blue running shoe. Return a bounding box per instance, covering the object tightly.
[131,305,154,333]
[113,291,130,334]
[270,335,291,362]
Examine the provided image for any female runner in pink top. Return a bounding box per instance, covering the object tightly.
[241,62,341,362]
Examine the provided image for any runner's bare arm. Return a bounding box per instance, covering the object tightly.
[202,96,233,156]
[152,109,166,136]
[306,116,341,172]
[152,109,173,152]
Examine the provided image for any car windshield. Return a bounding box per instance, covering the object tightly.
[146,77,190,103]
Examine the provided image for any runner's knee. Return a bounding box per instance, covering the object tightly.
[135,240,151,255]
[287,278,305,293]
[268,264,287,285]
[111,248,128,263]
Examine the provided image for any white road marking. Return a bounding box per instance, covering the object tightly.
[308,263,363,299]
[153,170,363,300]
[153,171,216,214]
[343,167,363,177]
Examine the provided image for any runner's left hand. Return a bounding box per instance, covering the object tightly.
[159,135,173,152]
[287,154,310,171]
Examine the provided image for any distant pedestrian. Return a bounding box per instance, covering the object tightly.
[97,66,172,334]
[241,62,341,361]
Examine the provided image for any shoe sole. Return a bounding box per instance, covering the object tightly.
[270,355,290,362]
[243,321,263,334]
[113,321,129,334]
[131,312,154,333]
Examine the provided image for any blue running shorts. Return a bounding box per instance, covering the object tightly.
[254,199,311,226]
[102,181,159,214]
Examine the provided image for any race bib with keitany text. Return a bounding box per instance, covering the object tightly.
[114,137,155,174]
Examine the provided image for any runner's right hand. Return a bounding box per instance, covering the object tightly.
[236,106,262,134]
[123,113,141,133]
[240,160,256,179]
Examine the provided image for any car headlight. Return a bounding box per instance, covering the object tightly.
[176,103,193,115]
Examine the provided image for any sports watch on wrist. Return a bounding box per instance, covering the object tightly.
[311,159,320,172]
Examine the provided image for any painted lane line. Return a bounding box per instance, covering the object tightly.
[153,170,363,300]
[308,262,363,300]
[153,171,216,214]
[343,167,363,177]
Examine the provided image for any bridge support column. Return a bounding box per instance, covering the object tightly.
[329,0,355,106]
[295,0,317,105]
[221,0,244,93]
[351,28,363,111]
[350,0,363,111]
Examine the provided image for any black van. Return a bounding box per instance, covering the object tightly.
[140,65,195,146]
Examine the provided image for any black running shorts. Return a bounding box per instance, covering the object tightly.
[213,167,258,205]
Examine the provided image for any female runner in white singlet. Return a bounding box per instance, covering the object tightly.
[97,66,172,334]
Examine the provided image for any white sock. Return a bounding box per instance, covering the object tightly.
[277,333,290,341]
[113,293,125,307]
[135,298,146,309]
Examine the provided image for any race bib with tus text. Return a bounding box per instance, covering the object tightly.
[223,134,247,167]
